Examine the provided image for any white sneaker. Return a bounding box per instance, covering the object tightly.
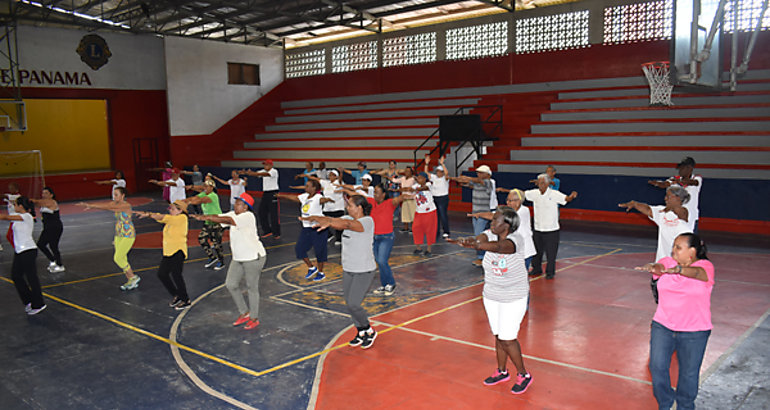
[24,303,32,313]
[27,305,47,315]
[51,265,66,273]
[334,241,341,246]
[442,233,450,238]
[48,261,57,272]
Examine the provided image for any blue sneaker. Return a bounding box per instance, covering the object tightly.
[312,272,326,281]
[213,260,226,271]
[305,266,318,279]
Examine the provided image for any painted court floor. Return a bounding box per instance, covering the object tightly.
[1,195,768,409]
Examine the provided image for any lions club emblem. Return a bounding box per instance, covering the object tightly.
[76,34,112,70]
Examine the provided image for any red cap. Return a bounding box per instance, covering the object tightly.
[237,192,254,208]
[263,159,273,165]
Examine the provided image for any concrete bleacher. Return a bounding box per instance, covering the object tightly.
[497,69,770,181]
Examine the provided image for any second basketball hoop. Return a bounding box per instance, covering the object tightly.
[642,61,674,107]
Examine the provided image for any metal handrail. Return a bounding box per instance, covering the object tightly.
[413,104,503,175]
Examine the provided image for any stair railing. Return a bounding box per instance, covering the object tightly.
[413,104,503,175]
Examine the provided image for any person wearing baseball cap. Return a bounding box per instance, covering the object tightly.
[424,154,451,239]
[134,199,192,310]
[193,192,266,330]
[239,160,281,239]
[184,179,226,271]
[149,167,186,203]
[451,164,494,266]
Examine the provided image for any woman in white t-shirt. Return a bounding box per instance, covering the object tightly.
[193,193,266,331]
[94,170,127,198]
[213,170,247,211]
[311,170,345,245]
[471,188,537,271]
[1,196,47,315]
[619,185,693,262]
[278,180,334,282]
[448,207,533,394]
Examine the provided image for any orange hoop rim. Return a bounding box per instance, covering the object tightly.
[642,60,670,68]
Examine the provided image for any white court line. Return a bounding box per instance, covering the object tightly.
[701,307,770,382]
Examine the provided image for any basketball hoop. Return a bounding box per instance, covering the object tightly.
[641,61,674,107]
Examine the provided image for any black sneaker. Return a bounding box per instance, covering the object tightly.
[511,372,533,394]
[349,332,365,347]
[383,284,396,296]
[361,329,377,349]
[423,250,432,257]
[174,300,191,310]
[413,248,422,255]
[169,297,181,307]
[483,369,511,386]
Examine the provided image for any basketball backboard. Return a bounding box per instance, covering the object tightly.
[671,0,723,90]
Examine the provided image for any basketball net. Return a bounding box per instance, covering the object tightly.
[642,61,674,107]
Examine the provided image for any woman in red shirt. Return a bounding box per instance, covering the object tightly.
[369,184,405,296]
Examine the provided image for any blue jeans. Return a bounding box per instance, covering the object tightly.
[373,233,395,286]
[472,216,490,259]
[649,321,711,410]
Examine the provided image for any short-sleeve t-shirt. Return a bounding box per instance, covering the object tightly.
[198,191,223,224]
[350,170,369,185]
[12,213,37,253]
[650,205,693,262]
[669,175,702,222]
[321,180,344,212]
[221,211,265,261]
[354,185,374,198]
[228,178,246,203]
[470,179,493,213]
[413,183,436,213]
[261,168,279,191]
[524,188,567,232]
[481,230,529,302]
[112,179,126,197]
[368,197,396,235]
[653,257,714,331]
[299,192,324,228]
[515,206,537,259]
[160,214,188,258]
[429,174,449,197]
[167,178,186,202]
[341,216,376,273]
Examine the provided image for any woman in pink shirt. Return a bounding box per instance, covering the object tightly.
[635,233,713,410]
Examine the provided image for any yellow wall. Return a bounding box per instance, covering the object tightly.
[0,99,110,175]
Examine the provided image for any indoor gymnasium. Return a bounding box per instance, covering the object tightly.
[0,0,768,409]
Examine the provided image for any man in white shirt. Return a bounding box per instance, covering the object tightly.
[524,174,577,280]
[241,159,281,239]
[149,168,186,203]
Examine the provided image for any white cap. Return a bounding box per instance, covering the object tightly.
[475,165,492,175]
[362,174,373,181]
[435,165,444,172]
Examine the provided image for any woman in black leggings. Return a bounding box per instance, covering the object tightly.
[32,187,65,273]
[134,200,191,310]
[1,196,46,315]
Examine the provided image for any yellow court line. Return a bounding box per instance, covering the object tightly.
[40,241,296,289]
[1,247,628,386]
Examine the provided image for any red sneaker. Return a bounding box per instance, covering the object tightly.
[232,313,250,327]
[244,319,260,330]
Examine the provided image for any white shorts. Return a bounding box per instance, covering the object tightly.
[483,296,527,341]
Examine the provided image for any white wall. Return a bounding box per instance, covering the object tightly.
[15,25,166,90]
[164,36,283,136]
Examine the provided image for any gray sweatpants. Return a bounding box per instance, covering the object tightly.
[225,256,266,318]
[343,269,377,328]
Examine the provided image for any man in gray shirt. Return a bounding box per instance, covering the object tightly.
[453,165,494,266]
